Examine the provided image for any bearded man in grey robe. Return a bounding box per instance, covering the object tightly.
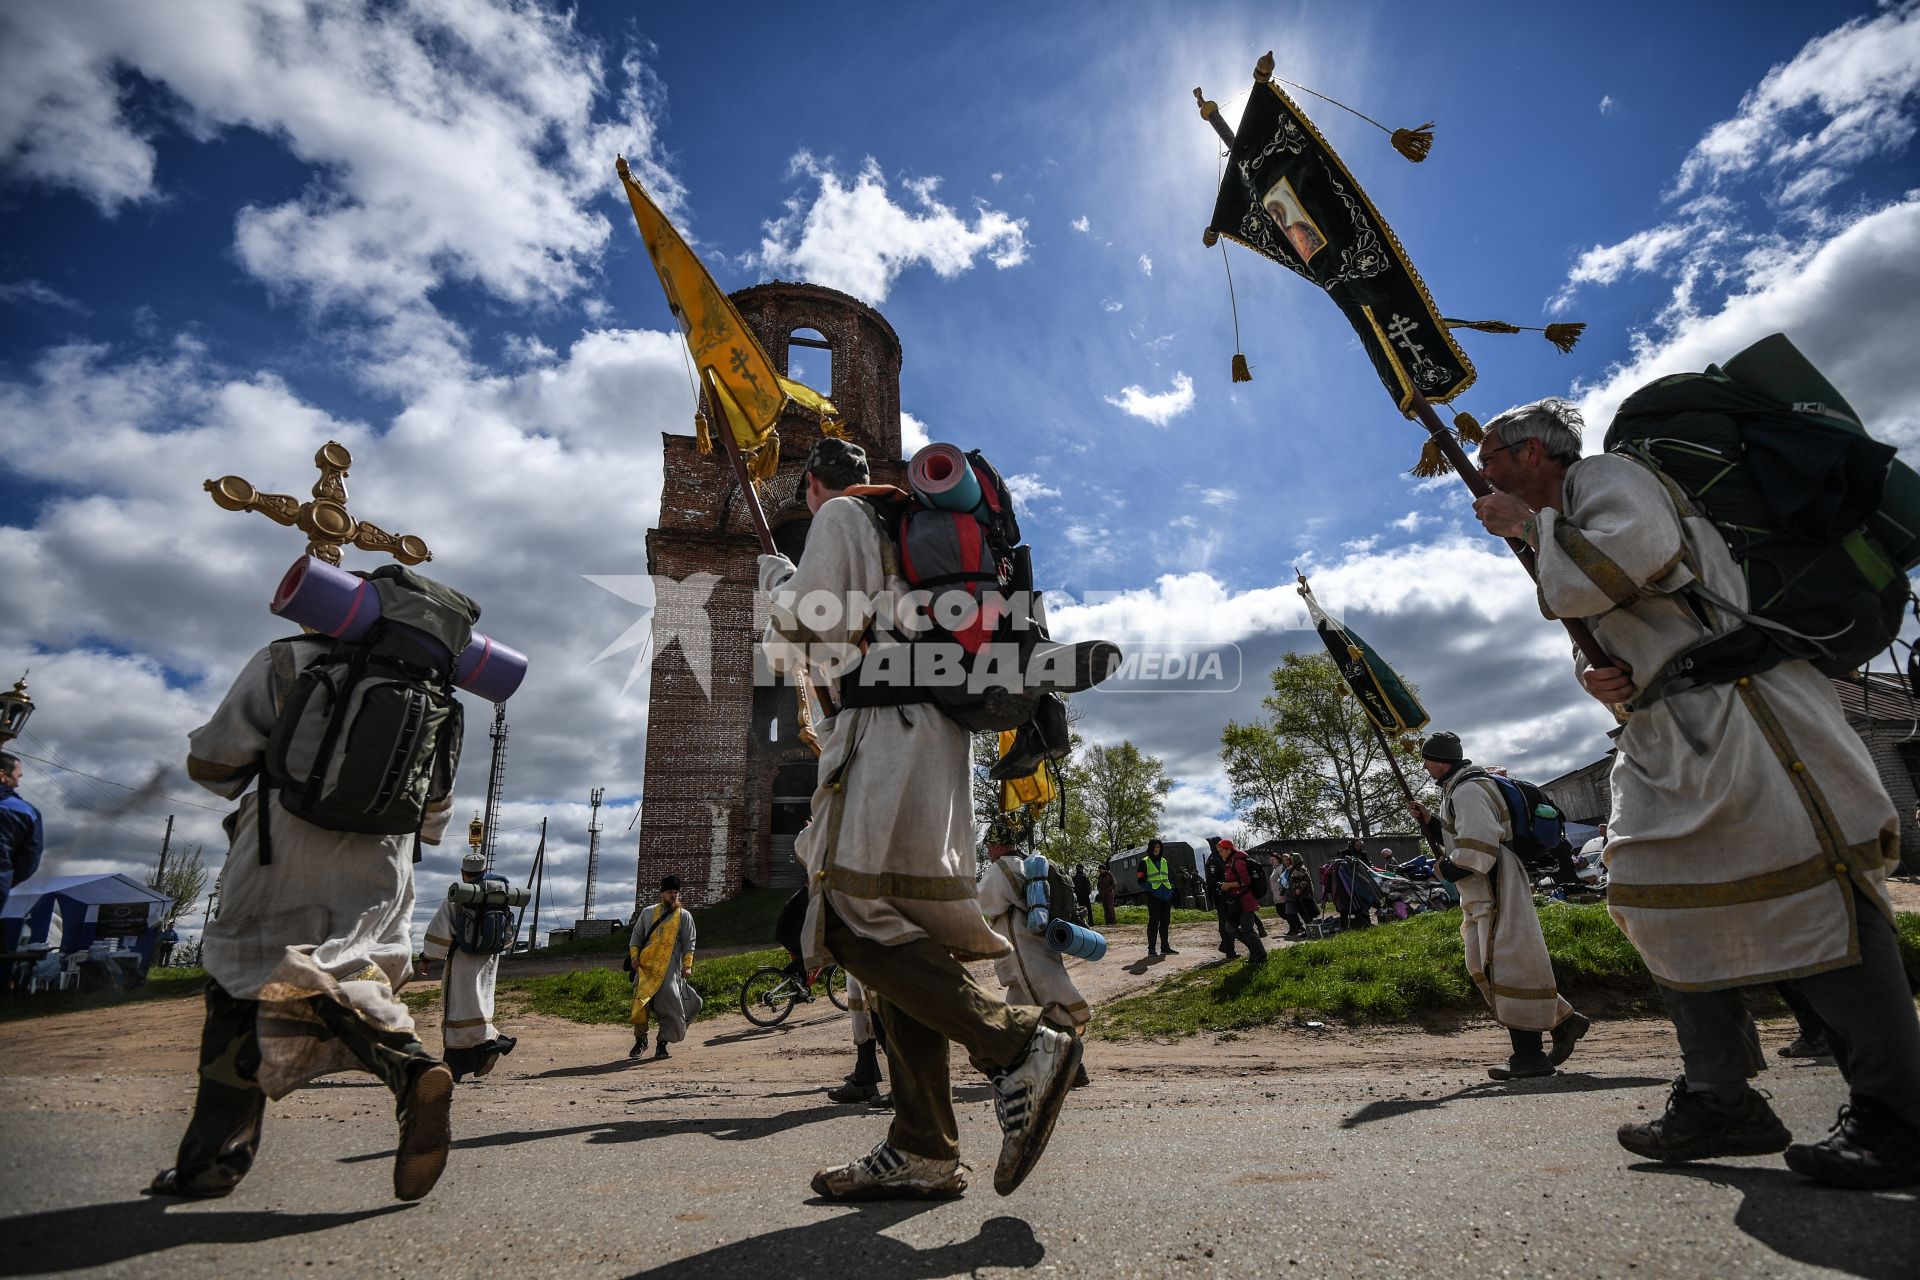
[758,437,1081,1201]
[1472,391,1920,1190]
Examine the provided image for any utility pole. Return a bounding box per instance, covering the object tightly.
[513,817,547,951]
[150,815,174,890]
[481,704,509,871]
[581,787,604,921]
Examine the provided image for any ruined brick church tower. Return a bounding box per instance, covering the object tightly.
[636,283,906,909]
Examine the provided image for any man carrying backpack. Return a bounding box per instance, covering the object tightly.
[1215,838,1267,965]
[1407,732,1589,1080]
[977,830,1092,1085]
[420,850,518,1082]
[759,437,1081,1202]
[148,566,475,1203]
[1472,386,1919,1188]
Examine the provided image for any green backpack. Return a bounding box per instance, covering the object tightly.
[258,566,479,860]
[1602,333,1920,696]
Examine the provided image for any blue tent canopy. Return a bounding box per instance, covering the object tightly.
[1,872,173,971]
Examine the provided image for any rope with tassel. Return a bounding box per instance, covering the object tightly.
[1410,410,1486,478]
[1254,54,1434,163]
[1443,317,1587,353]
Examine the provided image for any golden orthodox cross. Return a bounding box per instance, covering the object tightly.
[205,441,431,566]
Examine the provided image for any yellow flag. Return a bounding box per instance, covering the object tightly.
[615,157,841,481]
[998,729,1057,812]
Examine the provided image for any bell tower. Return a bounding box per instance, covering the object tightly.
[635,282,906,907]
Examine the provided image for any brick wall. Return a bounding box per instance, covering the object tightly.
[635,282,906,910]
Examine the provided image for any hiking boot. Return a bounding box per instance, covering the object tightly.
[870,1090,894,1109]
[144,1167,238,1200]
[992,1023,1082,1196]
[1163,947,1179,955]
[1071,1061,1091,1089]
[827,1078,880,1104]
[1784,1097,1920,1190]
[1549,1012,1591,1067]
[392,1059,454,1201]
[1777,1034,1830,1059]
[652,1041,670,1060]
[1617,1078,1790,1164]
[811,1141,967,1201]
[1488,1053,1555,1081]
[628,1032,646,1059]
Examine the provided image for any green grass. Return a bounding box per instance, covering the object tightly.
[0,965,210,1024]
[527,888,794,957]
[1098,905,1218,930]
[504,945,794,1026]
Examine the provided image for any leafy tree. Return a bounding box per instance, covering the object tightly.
[1223,654,1432,839]
[152,843,210,929]
[1079,741,1173,858]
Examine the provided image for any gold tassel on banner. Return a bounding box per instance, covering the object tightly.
[1233,353,1252,382]
[694,412,714,455]
[1453,411,1484,444]
[1390,123,1435,163]
[1544,322,1586,353]
[1410,437,1451,478]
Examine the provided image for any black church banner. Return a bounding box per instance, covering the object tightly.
[1208,81,1475,409]
[1298,578,1429,736]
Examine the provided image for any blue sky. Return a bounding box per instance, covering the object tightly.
[3,0,1917,933]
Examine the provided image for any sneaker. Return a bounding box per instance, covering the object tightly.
[1549,1012,1591,1067]
[992,1024,1082,1196]
[1777,1034,1830,1059]
[1488,1053,1555,1081]
[393,1059,454,1201]
[1784,1098,1920,1190]
[811,1141,967,1201]
[827,1078,880,1104]
[1617,1078,1790,1164]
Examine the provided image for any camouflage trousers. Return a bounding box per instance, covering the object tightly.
[167,980,431,1194]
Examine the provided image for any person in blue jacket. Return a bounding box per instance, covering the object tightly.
[0,752,45,912]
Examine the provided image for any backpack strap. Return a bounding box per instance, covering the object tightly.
[255,770,274,866]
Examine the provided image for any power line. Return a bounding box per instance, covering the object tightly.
[7,747,228,814]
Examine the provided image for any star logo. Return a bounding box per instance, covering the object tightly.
[582,572,722,698]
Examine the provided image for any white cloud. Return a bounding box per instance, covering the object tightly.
[1137,253,1153,277]
[1550,197,1735,312]
[1104,371,1194,426]
[900,409,932,457]
[0,279,87,314]
[1102,299,1123,313]
[1005,473,1062,504]
[1391,510,1434,533]
[1198,487,1235,507]
[756,153,1030,305]
[1670,2,1920,201]
[1599,94,1617,115]
[1071,215,1090,233]
[991,171,1004,184]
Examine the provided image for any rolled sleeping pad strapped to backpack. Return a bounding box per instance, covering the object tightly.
[908,442,985,513]
[1045,917,1107,961]
[272,556,529,702]
[1023,854,1052,934]
[448,880,530,907]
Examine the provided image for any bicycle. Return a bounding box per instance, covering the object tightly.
[738,961,850,1027]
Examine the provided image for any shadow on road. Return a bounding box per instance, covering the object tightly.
[622,1204,1043,1279]
[1340,1073,1671,1129]
[1632,1162,1920,1280]
[703,1012,843,1047]
[340,1103,848,1164]
[0,1198,410,1275]
[1122,955,1166,976]
[534,1057,653,1079]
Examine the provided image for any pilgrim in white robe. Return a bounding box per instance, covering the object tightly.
[422,896,499,1051]
[977,856,1091,1033]
[187,641,452,1098]
[1534,454,1898,990]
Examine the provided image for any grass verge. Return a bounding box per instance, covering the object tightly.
[526,888,794,958]
[1096,905,1920,1038]
[503,946,793,1026]
[0,965,209,1024]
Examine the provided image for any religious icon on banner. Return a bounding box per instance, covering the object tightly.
[1261,177,1326,263]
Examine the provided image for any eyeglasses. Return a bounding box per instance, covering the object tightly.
[1478,437,1527,460]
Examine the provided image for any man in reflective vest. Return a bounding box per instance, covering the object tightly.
[1135,839,1178,957]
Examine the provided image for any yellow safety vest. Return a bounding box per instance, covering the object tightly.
[1141,854,1172,890]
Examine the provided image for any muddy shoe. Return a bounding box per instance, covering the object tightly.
[1777,1034,1830,1059]
[1784,1098,1920,1190]
[393,1059,454,1201]
[1617,1078,1790,1164]
[1549,1012,1591,1067]
[992,1023,1082,1196]
[811,1141,966,1201]
[1488,1053,1556,1081]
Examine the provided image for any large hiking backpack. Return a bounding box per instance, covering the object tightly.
[839,450,1075,745]
[1480,773,1569,868]
[1245,856,1271,901]
[455,874,515,955]
[259,565,478,860]
[1602,333,1920,692]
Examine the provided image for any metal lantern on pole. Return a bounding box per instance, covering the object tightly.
[0,673,32,744]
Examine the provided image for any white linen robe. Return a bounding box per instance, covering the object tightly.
[759,496,1012,969]
[421,894,499,1050]
[1536,454,1898,990]
[187,642,452,1097]
[845,972,877,1046]
[977,857,1092,1032]
[1438,769,1576,1032]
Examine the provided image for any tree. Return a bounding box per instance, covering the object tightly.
[153,843,210,929]
[1079,741,1173,858]
[1223,653,1432,839]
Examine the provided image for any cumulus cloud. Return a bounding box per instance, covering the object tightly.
[1005,473,1062,504]
[756,153,1029,304]
[900,409,932,456]
[1670,2,1920,201]
[1599,94,1617,114]
[1104,371,1194,426]
[0,279,88,314]
[1071,215,1090,233]
[1137,253,1153,276]
[1102,299,1123,312]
